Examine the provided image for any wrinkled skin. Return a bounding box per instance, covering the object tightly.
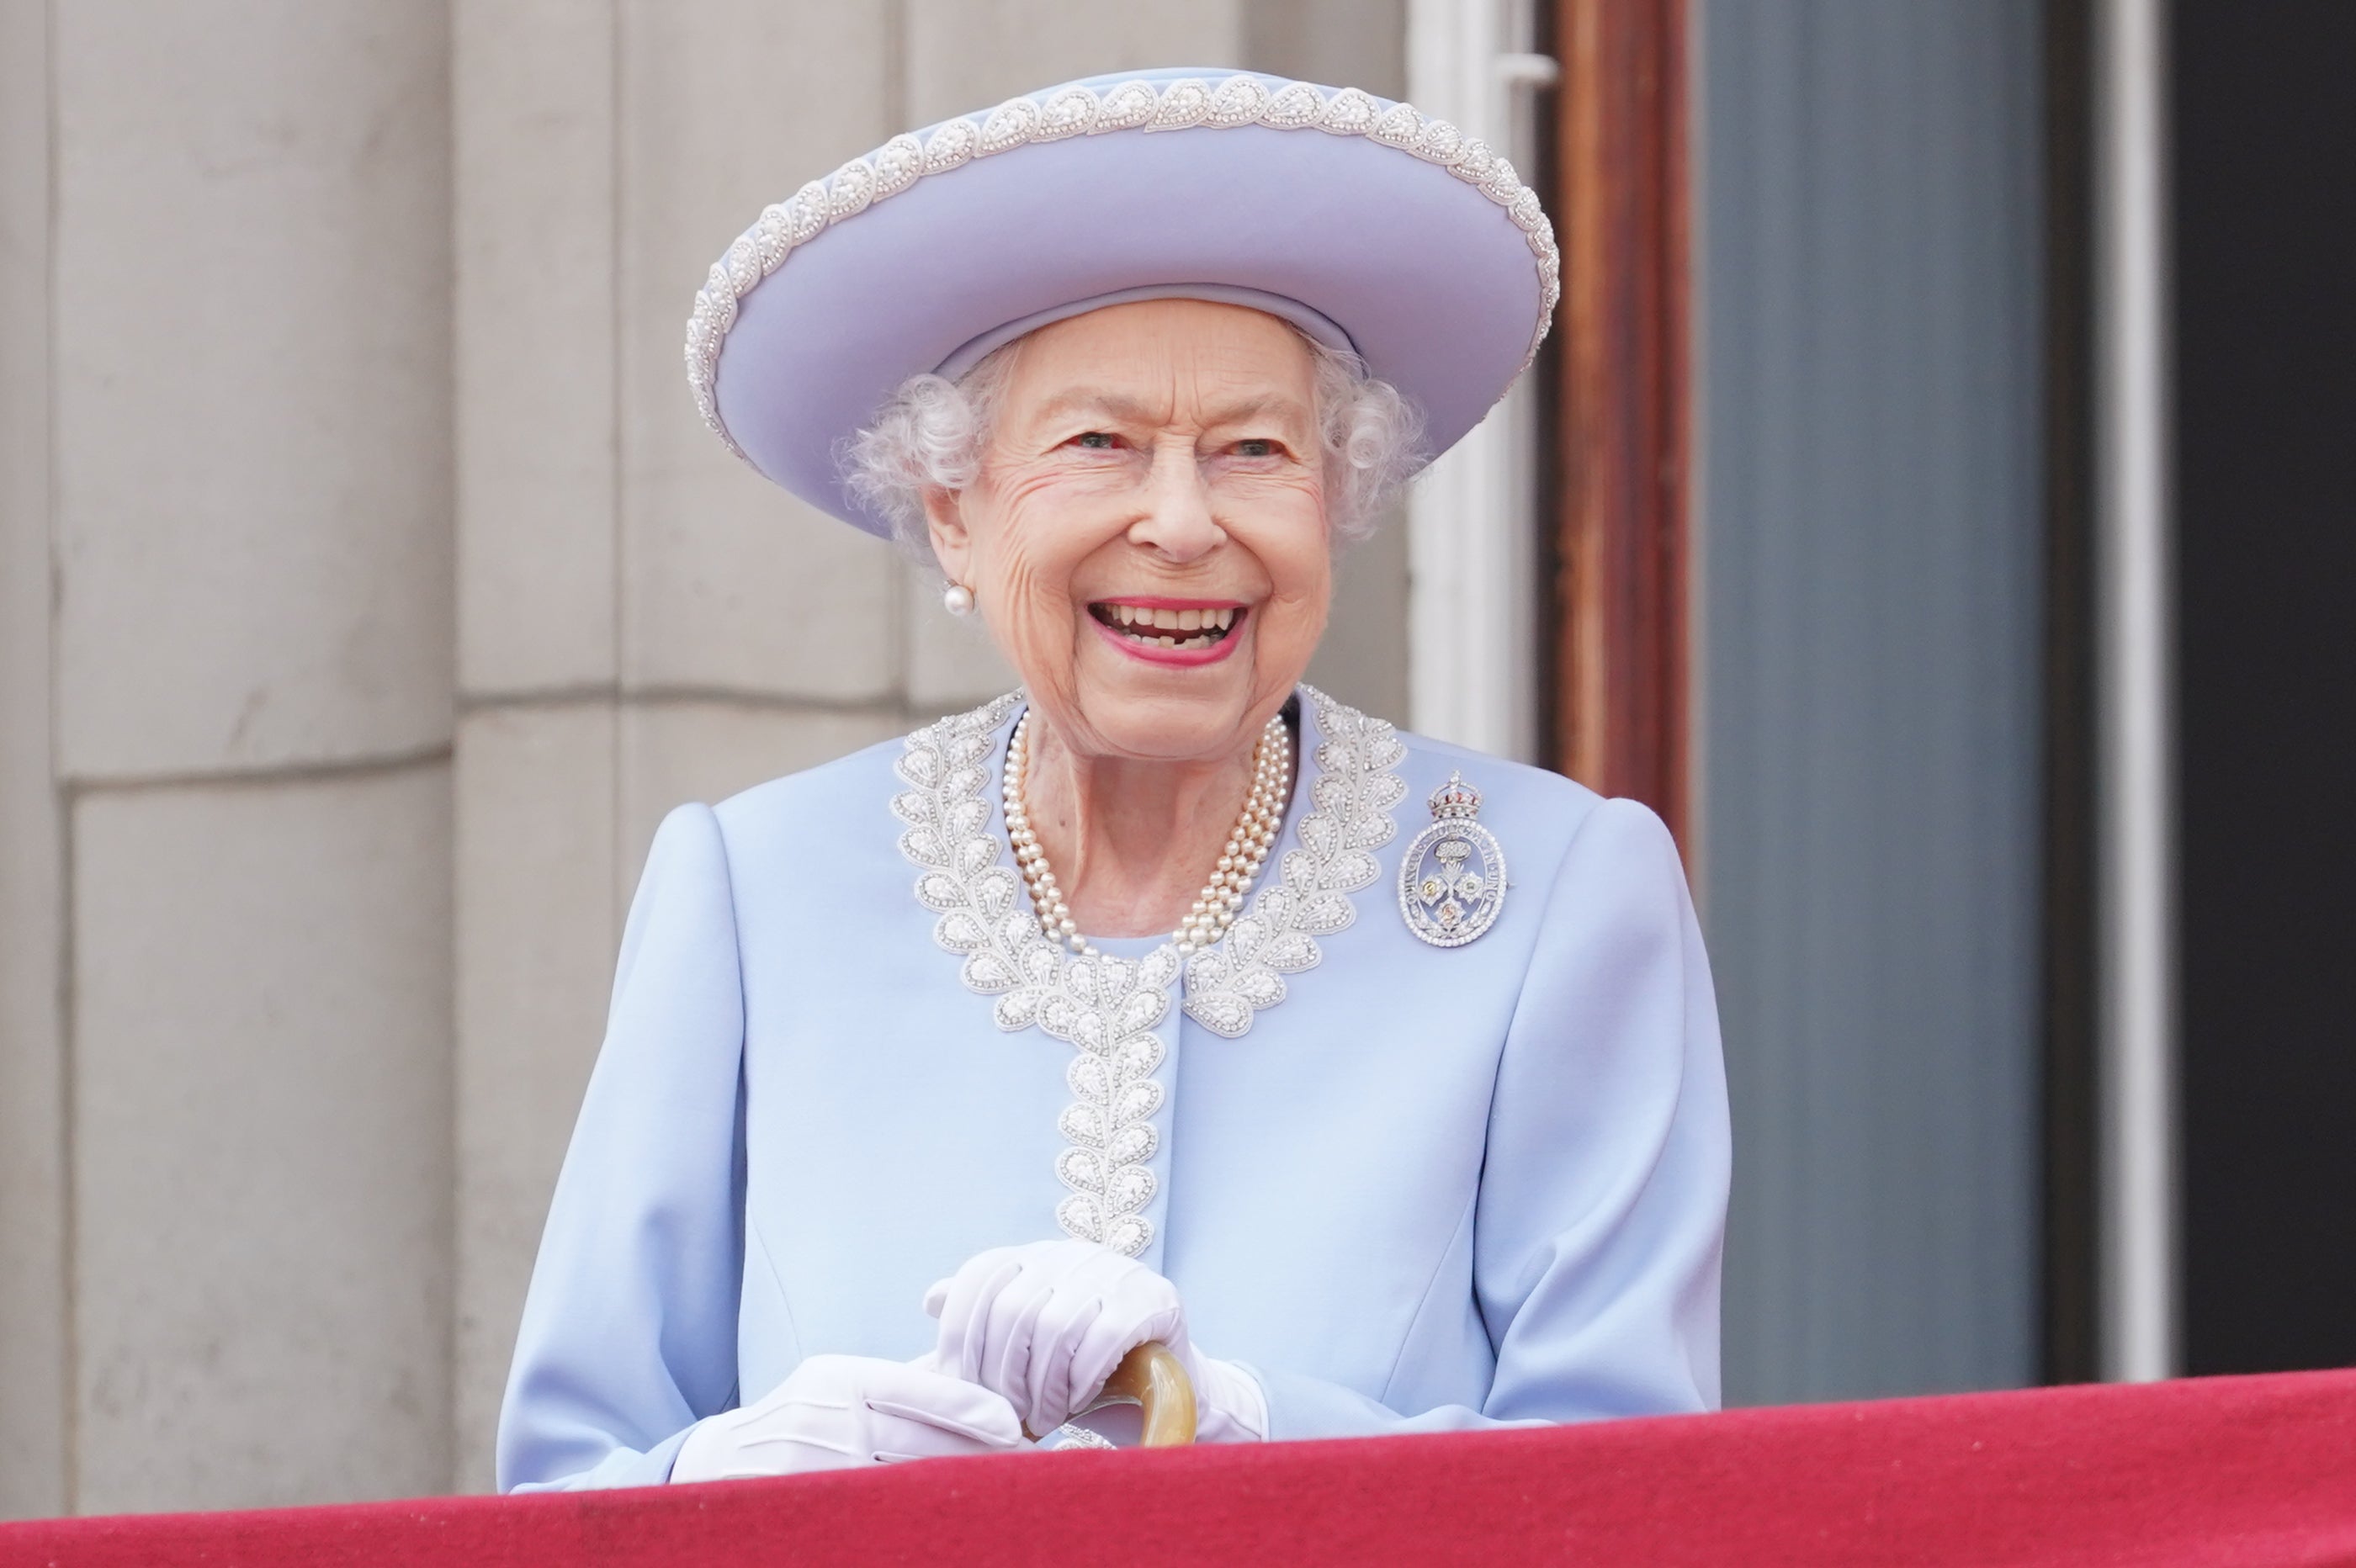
[924,299,1331,940]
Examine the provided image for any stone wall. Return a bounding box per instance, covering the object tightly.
[0,0,1404,1514]
[4,0,456,1514]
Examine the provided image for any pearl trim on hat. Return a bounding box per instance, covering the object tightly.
[684,74,1562,464]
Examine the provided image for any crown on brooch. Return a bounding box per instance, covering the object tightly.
[1428,771,1483,820]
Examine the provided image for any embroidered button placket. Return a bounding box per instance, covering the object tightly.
[894,686,1404,1254]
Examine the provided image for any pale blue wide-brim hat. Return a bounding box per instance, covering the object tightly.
[686,68,1560,538]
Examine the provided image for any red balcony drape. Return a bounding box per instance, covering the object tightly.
[7,1370,2352,1567]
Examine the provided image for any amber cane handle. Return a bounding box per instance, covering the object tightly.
[1097,1340,1197,1446]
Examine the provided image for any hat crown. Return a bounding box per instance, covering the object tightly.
[686,70,1560,534]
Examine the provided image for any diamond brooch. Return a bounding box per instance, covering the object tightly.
[1397,771,1506,947]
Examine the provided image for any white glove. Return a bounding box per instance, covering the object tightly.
[922,1239,1268,1444]
[670,1353,1026,1481]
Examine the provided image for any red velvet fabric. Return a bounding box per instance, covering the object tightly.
[8,1370,2353,1567]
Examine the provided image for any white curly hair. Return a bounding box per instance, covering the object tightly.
[841,327,1425,559]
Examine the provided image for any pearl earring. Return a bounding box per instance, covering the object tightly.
[942,582,974,617]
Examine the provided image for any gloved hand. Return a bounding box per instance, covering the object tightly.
[922,1239,1268,1444]
[670,1353,1027,1481]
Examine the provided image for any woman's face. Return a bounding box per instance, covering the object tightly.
[926,299,1332,766]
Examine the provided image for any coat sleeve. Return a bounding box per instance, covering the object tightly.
[495,803,749,1491]
[1250,796,1730,1438]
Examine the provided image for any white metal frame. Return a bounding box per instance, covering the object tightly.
[1405,0,1555,762]
[2093,0,2178,1383]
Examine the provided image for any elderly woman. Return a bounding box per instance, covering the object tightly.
[498,69,1727,1491]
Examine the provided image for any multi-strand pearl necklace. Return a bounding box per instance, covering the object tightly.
[1002,711,1292,959]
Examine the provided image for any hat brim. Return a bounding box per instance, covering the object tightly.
[693,71,1557,538]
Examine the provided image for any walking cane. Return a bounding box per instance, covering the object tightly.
[1074,1341,1197,1446]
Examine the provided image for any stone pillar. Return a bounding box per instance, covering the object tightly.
[2,0,458,1513]
[0,0,68,1526]
[450,0,913,1491]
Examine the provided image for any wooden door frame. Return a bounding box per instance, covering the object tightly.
[1550,0,1693,844]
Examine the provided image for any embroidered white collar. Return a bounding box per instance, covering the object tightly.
[892,683,1407,1253]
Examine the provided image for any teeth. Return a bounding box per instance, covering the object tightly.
[1096,604,1239,646]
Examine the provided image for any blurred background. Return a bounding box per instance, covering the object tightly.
[2,0,2349,1518]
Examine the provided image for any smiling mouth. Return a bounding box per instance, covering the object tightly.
[1088,601,1245,652]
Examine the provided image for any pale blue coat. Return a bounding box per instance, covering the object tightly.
[496,688,1728,1491]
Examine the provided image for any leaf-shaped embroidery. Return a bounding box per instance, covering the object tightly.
[1085,955,1138,1011]
[1057,1193,1105,1240]
[1068,1009,1107,1053]
[1298,811,1341,861]
[1115,1079,1164,1124]
[1113,990,1165,1037]
[1186,991,1251,1038]
[971,867,1017,919]
[1261,81,1325,129]
[1113,1033,1165,1080]
[1138,946,1183,992]
[1182,945,1234,993]
[899,748,940,788]
[871,133,925,199]
[1234,967,1287,1009]
[1324,850,1380,892]
[915,871,966,910]
[899,826,947,866]
[956,835,997,877]
[1297,891,1356,933]
[1039,994,1080,1040]
[1205,75,1270,128]
[1315,87,1379,134]
[994,988,1043,1031]
[1037,84,1099,139]
[1151,78,1212,130]
[1221,916,1267,961]
[1056,1147,1106,1195]
[1414,117,1465,164]
[1105,1215,1150,1257]
[892,790,932,827]
[945,797,988,835]
[1058,1103,1106,1148]
[1093,79,1159,133]
[979,95,1043,156]
[1058,956,1102,1009]
[1260,930,1319,972]
[1106,1166,1156,1210]
[961,952,1014,993]
[1106,1123,1157,1168]
[1371,101,1425,148]
[935,909,985,950]
[1066,1053,1113,1105]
